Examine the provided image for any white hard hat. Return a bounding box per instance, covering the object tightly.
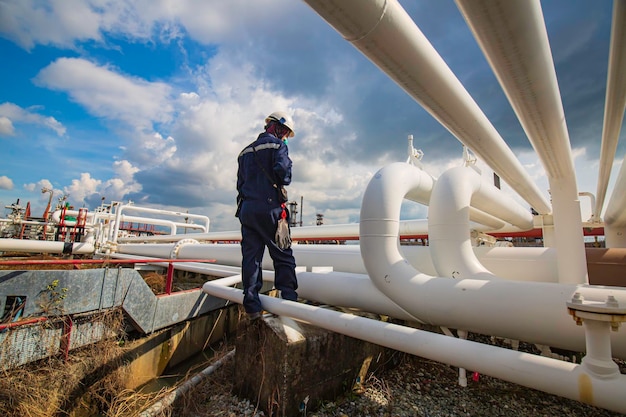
[265,111,295,137]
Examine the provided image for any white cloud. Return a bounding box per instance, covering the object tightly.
[101,160,142,201]
[24,179,55,194]
[0,176,14,190]
[0,0,615,233]
[0,116,15,136]
[113,159,139,182]
[0,0,296,51]
[34,58,173,131]
[0,102,66,136]
[64,172,102,203]
[0,0,102,50]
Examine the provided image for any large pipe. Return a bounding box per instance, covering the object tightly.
[455,0,587,284]
[0,239,94,255]
[604,153,626,247]
[115,236,626,357]
[115,202,531,244]
[117,242,563,281]
[359,164,626,357]
[202,278,626,414]
[428,165,531,279]
[301,0,551,214]
[595,0,626,218]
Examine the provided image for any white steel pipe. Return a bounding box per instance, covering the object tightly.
[302,0,551,214]
[429,165,532,279]
[0,239,94,255]
[111,203,210,243]
[359,165,626,357]
[455,0,576,181]
[604,153,626,247]
[296,271,418,321]
[51,209,95,225]
[116,242,562,282]
[455,0,587,285]
[116,237,626,357]
[595,0,626,218]
[109,253,416,321]
[361,163,532,280]
[202,279,626,414]
[68,210,209,234]
[116,215,517,244]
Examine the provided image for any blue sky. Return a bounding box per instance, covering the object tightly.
[0,0,623,231]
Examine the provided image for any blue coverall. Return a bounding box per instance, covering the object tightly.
[236,132,298,314]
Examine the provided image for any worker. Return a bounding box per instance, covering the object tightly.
[236,111,298,320]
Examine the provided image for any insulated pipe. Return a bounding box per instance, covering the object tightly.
[359,167,626,357]
[361,163,532,280]
[109,252,417,321]
[51,209,95,224]
[53,210,207,234]
[116,215,512,244]
[296,271,418,321]
[579,192,598,223]
[595,0,626,218]
[429,166,532,279]
[116,241,626,285]
[0,239,94,255]
[455,0,587,285]
[301,0,551,214]
[113,241,626,355]
[455,0,576,181]
[111,203,210,243]
[202,279,626,414]
[605,153,626,247]
[116,242,562,282]
[52,210,195,247]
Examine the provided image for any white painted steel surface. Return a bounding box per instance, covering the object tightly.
[455,0,587,284]
[301,0,551,214]
[428,165,532,279]
[117,242,562,282]
[595,0,626,218]
[605,153,626,247]
[0,239,94,254]
[202,278,626,414]
[3,0,626,412]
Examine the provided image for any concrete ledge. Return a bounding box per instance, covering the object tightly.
[234,312,395,416]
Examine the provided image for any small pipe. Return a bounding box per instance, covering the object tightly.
[0,316,47,331]
[457,329,468,387]
[0,258,214,266]
[202,279,626,414]
[579,192,598,222]
[138,349,235,417]
[595,0,626,217]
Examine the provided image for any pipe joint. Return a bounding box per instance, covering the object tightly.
[567,296,626,378]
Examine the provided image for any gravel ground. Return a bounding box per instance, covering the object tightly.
[175,336,625,417]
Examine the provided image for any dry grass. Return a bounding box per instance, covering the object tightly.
[142,271,166,294]
[0,256,229,416]
[0,309,139,417]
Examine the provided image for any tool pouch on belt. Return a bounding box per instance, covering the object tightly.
[275,205,291,249]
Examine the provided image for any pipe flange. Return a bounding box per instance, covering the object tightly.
[170,239,199,259]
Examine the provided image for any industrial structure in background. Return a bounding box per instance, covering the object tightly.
[2,0,626,414]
